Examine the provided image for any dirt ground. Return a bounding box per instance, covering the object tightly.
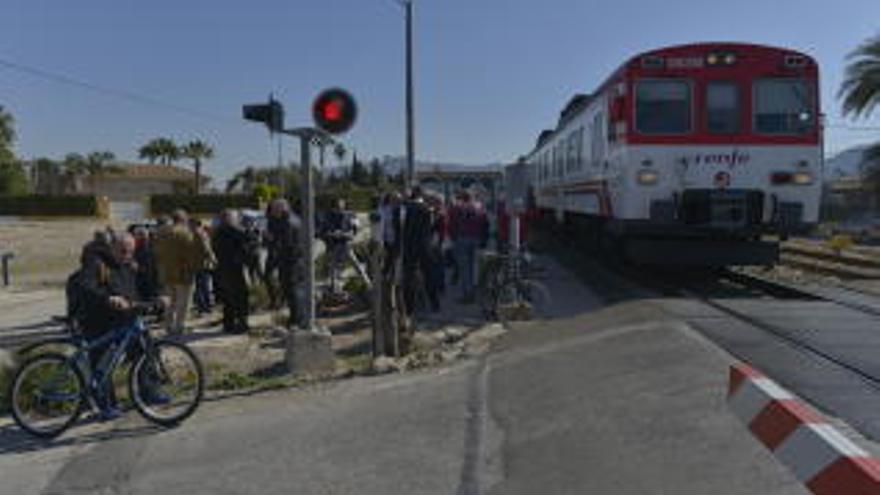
[0,219,125,289]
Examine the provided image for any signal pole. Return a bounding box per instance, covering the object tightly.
[289,129,327,332]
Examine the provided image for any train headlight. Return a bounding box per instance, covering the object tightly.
[792,172,813,185]
[636,169,659,185]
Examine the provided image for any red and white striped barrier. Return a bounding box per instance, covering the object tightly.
[727,364,880,494]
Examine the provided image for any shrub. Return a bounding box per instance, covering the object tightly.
[0,195,102,217]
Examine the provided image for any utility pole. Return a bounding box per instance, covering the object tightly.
[404,0,416,188]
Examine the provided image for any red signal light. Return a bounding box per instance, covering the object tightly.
[312,88,357,135]
[321,100,342,121]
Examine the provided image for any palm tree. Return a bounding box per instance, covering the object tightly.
[139,138,179,166]
[840,35,880,191]
[180,140,214,194]
[138,142,161,164]
[226,167,256,193]
[156,138,179,166]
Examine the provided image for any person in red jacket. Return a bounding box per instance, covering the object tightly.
[449,190,488,303]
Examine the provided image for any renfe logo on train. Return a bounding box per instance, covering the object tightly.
[693,151,750,166]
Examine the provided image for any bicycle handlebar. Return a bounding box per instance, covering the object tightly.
[125,300,165,317]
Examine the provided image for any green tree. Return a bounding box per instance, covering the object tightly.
[139,137,179,166]
[0,162,28,195]
[333,144,347,165]
[138,141,160,164]
[350,152,368,186]
[0,107,27,195]
[33,157,63,194]
[0,106,15,164]
[0,107,28,195]
[369,158,384,187]
[841,35,880,196]
[181,140,214,194]
[85,151,116,175]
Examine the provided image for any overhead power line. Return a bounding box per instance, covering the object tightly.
[0,56,240,126]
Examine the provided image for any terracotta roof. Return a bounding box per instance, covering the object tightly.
[108,163,195,180]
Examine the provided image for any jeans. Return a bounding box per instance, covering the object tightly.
[216,266,249,333]
[454,238,478,299]
[193,270,213,313]
[165,284,193,335]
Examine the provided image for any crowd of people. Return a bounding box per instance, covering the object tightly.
[68,186,506,340]
[378,186,492,315]
[61,188,508,421]
[70,198,319,336]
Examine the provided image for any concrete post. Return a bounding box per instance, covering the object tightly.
[284,130,333,377]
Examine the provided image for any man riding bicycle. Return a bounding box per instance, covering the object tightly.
[76,232,167,420]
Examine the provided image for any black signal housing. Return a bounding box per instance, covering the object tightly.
[312,88,357,135]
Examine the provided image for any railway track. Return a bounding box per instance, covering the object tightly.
[541,227,880,392]
[780,239,880,279]
[679,270,880,390]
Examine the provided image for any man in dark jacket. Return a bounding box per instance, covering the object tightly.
[401,187,435,314]
[78,233,142,419]
[79,233,139,339]
[266,199,302,328]
[211,209,250,334]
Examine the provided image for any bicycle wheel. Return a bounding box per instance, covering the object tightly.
[129,340,203,426]
[10,353,85,438]
[519,279,551,316]
[478,268,502,319]
[494,279,551,321]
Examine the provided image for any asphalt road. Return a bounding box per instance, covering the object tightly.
[661,296,880,443]
[1,299,809,495]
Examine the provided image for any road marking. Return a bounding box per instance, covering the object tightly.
[457,356,489,495]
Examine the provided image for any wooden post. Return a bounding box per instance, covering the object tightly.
[371,240,385,356]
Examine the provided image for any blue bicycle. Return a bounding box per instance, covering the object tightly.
[8,303,204,438]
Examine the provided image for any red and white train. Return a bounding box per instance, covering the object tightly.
[520,42,822,265]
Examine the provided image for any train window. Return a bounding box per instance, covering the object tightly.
[567,133,577,173]
[707,82,739,134]
[577,127,585,170]
[754,79,814,134]
[557,143,564,176]
[635,80,691,134]
[591,113,604,165]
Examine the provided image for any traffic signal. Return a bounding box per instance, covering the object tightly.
[312,88,357,135]
[243,97,284,132]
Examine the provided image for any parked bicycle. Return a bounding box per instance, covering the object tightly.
[478,248,550,321]
[8,302,204,438]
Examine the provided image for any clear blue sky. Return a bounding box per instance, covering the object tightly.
[2,0,879,184]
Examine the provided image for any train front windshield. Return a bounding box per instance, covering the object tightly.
[753,78,816,134]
